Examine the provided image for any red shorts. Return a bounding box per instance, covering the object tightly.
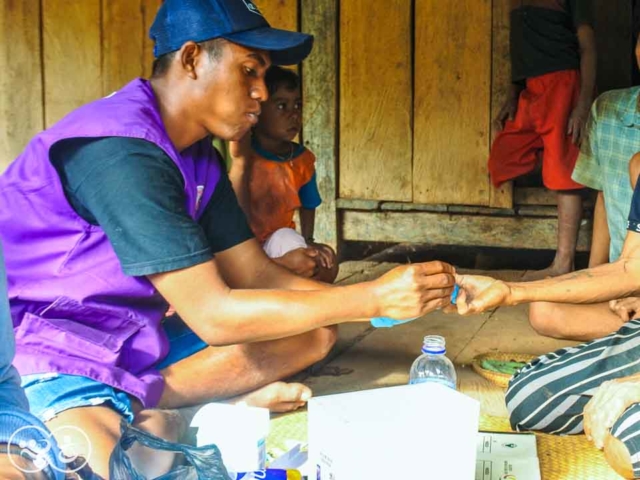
[488,70,583,191]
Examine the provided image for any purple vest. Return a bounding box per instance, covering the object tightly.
[0,79,221,407]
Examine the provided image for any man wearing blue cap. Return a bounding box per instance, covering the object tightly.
[0,0,455,476]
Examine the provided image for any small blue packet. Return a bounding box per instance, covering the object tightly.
[370,316,417,328]
[450,284,460,305]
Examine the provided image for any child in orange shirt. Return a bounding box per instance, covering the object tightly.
[230,66,338,282]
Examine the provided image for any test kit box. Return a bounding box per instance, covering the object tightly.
[191,403,270,473]
[308,383,480,479]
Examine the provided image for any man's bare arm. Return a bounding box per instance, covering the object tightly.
[512,229,640,304]
[150,240,455,345]
[456,230,640,314]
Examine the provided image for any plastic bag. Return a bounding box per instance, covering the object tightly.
[109,420,233,480]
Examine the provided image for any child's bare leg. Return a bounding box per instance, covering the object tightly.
[524,190,582,280]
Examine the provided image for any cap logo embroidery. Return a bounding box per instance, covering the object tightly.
[242,0,263,16]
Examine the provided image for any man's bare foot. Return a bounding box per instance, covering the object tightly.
[522,262,573,281]
[230,381,312,413]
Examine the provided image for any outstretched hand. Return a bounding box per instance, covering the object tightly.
[372,261,456,320]
[454,274,512,315]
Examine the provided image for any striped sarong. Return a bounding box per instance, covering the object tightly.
[506,319,640,476]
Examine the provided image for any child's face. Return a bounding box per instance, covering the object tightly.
[255,85,302,142]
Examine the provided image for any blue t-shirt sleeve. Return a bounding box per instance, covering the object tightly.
[298,171,322,209]
[628,179,640,234]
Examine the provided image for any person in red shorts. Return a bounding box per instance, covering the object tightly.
[489,0,597,280]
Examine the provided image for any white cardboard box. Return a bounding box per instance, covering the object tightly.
[309,383,480,479]
[191,403,270,473]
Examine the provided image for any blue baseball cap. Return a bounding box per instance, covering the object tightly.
[150,0,314,66]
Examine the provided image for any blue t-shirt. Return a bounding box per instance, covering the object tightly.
[50,137,255,276]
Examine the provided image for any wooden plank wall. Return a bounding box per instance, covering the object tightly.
[594,0,633,92]
[339,0,413,202]
[413,0,493,206]
[43,0,102,127]
[255,0,298,32]
[0,0,162,173]
[0,1,42,172]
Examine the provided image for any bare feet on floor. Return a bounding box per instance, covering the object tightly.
[522,262,574,281]
[230,381,312,413]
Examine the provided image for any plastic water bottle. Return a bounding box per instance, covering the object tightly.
[409,335,457,389]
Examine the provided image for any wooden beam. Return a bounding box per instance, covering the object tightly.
[302,0,339,250]
[448,205,514,216]
[336,199,381,211]
[382,202,448,213]
[342,211,592,251]
[0,0,43,172]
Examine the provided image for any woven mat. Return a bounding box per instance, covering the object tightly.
[266,411,308,459]
[267,411,622,479]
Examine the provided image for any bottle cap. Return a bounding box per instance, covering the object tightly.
[421,335,446,354]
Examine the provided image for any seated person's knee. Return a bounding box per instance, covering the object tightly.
[505,369,545,432]
[506,397,534,432]
[605,433,636,479]
[630,152,640,189]
[528,303,564,337]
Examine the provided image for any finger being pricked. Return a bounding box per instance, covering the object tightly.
[455,289,474,316]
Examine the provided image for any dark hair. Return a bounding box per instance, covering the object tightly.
[264,65,300,96]
[151,38,226,77]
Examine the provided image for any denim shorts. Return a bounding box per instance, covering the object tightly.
[22,316,208,423]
